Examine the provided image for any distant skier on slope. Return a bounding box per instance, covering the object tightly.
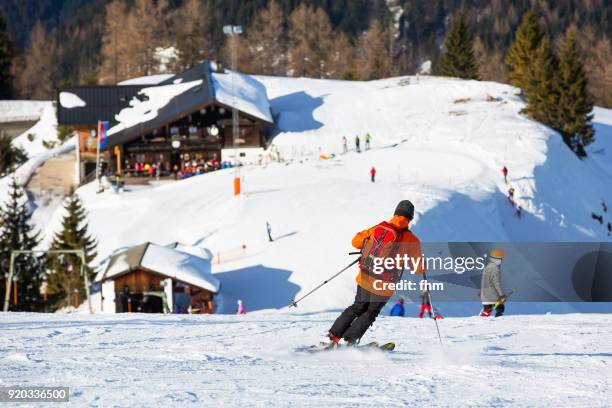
[355,135,361,153]
[389,298,405,316]
[592,213,604,224]
[327,200,424,346]
[342,136,348,154]
[365,133,372,150]
[502,166,508,184]
[370,166,376,183]
[480,249,507,317]
[266,221,273,242]
[508,187,515,205]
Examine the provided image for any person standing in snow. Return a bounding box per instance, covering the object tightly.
[418,290,432,318]
[342,136,348,154]
[592,213,603,224]
[236,299,246,315]
[389,298,405,316]
[508,187,515,205]
[365,133,372,150]
[355,135,361,153]
[480,249,507,317]
[502,166,508,184]
[370,166,376,183]
[327,200,424,346]
[516,205,522,219]
[266,221,273,242]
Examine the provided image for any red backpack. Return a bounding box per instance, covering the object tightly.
[359,221,405,282]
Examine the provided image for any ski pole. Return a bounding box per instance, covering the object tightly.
[423,271,443,345]
[288,256,360,308]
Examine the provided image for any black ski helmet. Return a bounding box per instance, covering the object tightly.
[394,200,414,220]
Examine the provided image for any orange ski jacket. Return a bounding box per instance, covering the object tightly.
[352,215,424,297]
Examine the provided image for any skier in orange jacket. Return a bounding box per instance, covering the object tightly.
[328,200,424,345]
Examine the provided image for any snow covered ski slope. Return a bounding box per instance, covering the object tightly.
[40,75,612,313]
[1,312,610,406]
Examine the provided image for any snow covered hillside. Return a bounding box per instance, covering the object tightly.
[40,75,612,312]
[0,101,74,200]
[1,312,610,406]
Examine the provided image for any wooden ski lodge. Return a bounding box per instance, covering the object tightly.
[97,242,220,314]
[56,61,274,183]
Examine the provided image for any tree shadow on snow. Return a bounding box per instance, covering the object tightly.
[409,186,612,303]
[214,264,300,312]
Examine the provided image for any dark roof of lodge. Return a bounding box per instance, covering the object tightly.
[57,85,146,126]
[57,61,274,145]
[105,62,217,148]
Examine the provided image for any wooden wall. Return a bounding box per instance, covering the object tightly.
[113,269,163,294]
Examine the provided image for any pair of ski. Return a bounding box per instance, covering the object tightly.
[298,341,395,354]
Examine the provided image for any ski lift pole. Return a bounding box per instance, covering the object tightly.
[288,256,360,308]
[78,251,93,314]
[423,271,443,345]
[3,252,16,312]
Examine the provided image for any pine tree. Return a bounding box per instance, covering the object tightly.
[506,11,544,94]
[246,0,286,75]
[15,23,57,99]
[355,20,395,80]
[435,13,479,80]
[0,177,43,312]
[0,135,28,177]
[287,4,333,78]
[524,37,562,132]
[98,0,130,84]
[172,0,215,71]
[0,9,13,98]
[326,31,356,80]
[46,192,97,310]
[557,28,594,156]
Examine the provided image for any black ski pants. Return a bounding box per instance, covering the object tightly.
[329,285,389,343]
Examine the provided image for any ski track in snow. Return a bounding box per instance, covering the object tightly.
[0,312,610,407]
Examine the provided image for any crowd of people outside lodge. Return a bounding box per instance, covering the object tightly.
[123,157,234,180]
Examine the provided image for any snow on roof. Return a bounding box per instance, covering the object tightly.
[108,80,203,136]
[59,92,87,109]
[118,74,175,86]
[102,243,220,293]
[0,100,50,123]
[167,242,214,262]
[211,71,273,123]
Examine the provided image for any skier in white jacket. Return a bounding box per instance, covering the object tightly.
[480,248,507,317]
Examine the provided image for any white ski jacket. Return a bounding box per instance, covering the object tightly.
[480,258,504,304]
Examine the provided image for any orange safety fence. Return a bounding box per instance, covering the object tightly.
[213,244,248,265]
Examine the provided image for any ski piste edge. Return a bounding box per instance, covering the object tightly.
[296,341,396,354]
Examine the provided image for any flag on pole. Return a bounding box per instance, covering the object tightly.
[98,121,109,149]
